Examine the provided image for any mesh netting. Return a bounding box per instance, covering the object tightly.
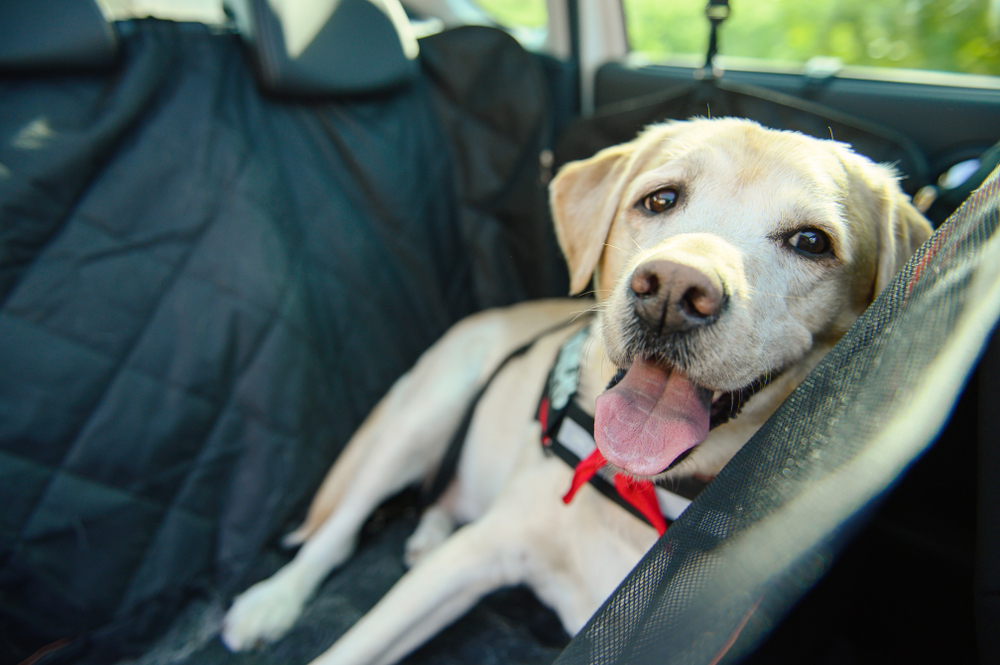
[555,167,1000,665]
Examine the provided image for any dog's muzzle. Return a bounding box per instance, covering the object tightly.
[594,259,750,478]
[629,259,726,335]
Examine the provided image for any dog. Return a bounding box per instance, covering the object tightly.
[220,118,933,665]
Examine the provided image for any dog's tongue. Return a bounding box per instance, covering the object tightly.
[595,359,711,477]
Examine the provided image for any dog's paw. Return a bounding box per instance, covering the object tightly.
[404,506,454,568]
[221,573,306,651]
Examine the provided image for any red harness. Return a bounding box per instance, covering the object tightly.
[540,395,670,534]
[537,326,707,536]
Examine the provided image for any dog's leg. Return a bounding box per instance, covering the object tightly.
[222,302,587,652]
[221,330,501,651]
[221,309,565,651]
[307,508,525,665]
[221,474,396,650]
[284,305,574,547]
[403,498,456,568]
[222,401,471,650]
[306,439,614,665]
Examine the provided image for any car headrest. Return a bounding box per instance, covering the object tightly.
[225,0,420,97]
[0,0,119,71]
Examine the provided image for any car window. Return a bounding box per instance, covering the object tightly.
[622,0,1000,77]
[473,0,547,30]
[466,0,549,50]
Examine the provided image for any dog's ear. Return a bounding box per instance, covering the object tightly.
[842,154,934,297]
[868,166,934,296]
[550,143,634,295]
[874,184,933,295]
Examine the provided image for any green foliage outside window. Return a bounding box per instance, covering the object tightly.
[475,0,548,29]
[624,0,1000,76]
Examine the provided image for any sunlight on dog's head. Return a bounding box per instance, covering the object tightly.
[551,118,933,479]
[551,118,932,393]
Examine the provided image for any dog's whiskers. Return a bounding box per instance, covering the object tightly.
[575,288,614,300]
[571,302,606,322]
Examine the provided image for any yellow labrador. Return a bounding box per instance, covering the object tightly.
[221,118,932,665]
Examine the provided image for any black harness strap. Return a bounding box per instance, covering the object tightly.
[422,316,588,506]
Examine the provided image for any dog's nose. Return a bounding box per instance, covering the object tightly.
[630,260,724,332]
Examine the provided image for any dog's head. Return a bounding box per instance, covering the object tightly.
[550,118,933,479]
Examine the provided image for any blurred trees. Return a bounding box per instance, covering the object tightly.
[623,0,1000,76]
[474,0,547,28]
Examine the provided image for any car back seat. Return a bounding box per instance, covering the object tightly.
[0,3,574,663]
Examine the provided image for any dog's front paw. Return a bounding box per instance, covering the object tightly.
[221,572,307,651]
[404,505,454,568]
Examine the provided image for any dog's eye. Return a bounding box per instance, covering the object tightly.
[787,228,831,256]
[642,188,679,213]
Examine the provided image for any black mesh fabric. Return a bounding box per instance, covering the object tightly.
[555,167,1000,665]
